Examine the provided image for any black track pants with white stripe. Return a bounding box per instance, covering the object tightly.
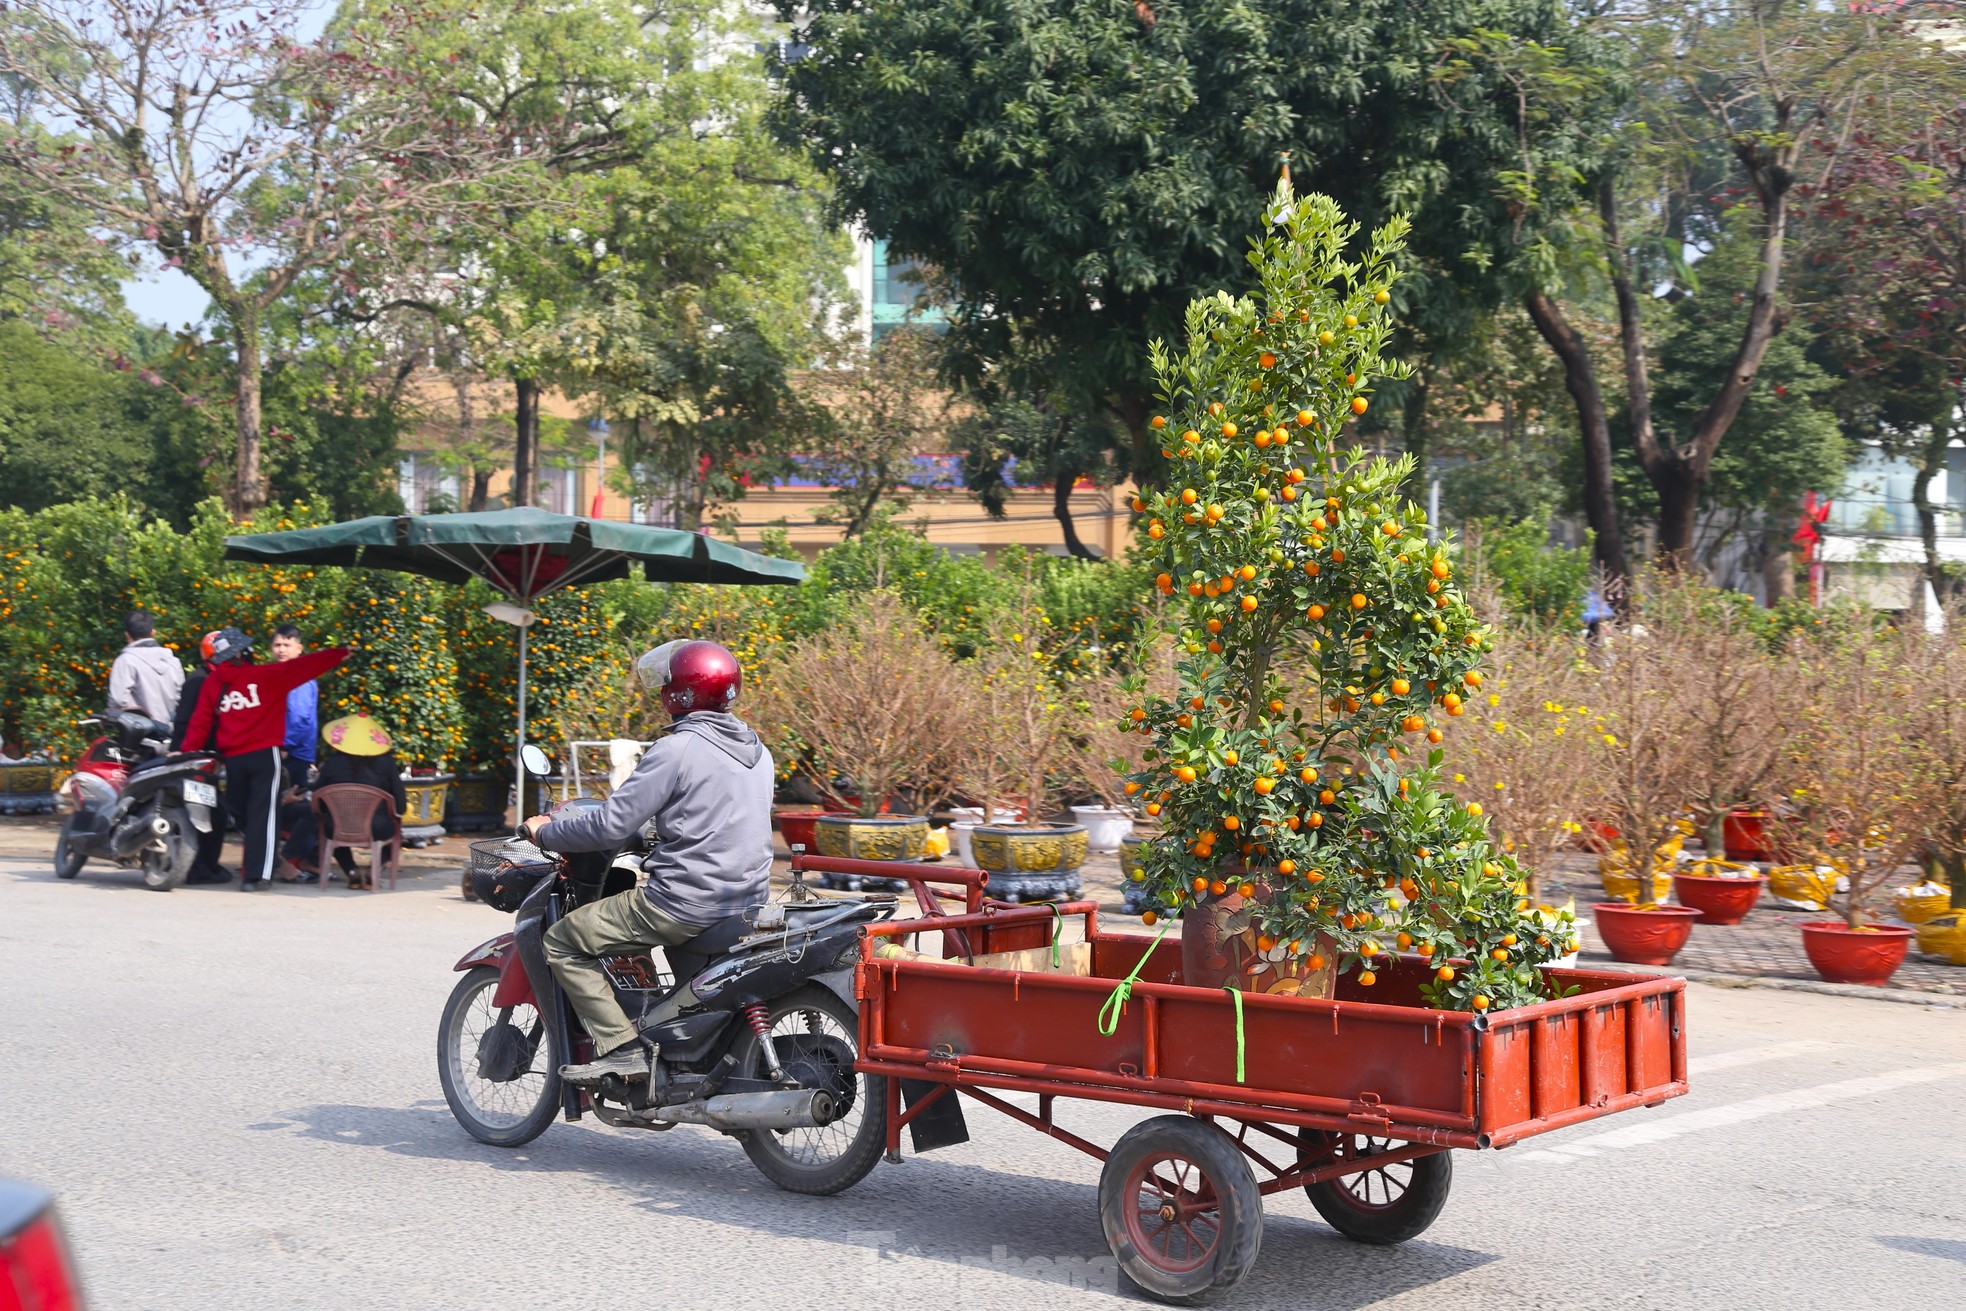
[224,747,283,884]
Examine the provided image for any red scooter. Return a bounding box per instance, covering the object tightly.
[55,712,221,890]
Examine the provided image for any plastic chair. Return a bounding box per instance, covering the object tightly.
[311,784,402,891]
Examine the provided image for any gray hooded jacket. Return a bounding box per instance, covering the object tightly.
[106,639,185,723]
[535,712,773,927]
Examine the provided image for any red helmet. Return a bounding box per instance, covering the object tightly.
[198,630,223,662]
[638,640,741,717]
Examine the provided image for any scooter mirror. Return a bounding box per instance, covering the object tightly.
[519,744,552,777]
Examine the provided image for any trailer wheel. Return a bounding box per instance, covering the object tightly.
[1099,1116,1262,1305]
[1297,1130,1452,1245]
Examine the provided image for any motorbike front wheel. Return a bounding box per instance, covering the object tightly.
[438,965,562,1147]
[734,985,887,1196]
[53,816,87,879]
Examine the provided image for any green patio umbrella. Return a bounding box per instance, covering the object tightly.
[223,508,803,795]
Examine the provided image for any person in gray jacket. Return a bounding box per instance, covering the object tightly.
[106,610,184,724]
[520,639,773,1085]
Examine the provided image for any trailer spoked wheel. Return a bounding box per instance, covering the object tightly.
[1297,1130,1452,1245]
[1099,1116,1263,1305]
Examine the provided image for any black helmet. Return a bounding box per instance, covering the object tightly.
[207,627,253,664]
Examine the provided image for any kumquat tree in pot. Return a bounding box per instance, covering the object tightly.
[1117,183,1576,1014]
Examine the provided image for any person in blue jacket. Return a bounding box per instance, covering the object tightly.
[270,624,319,785]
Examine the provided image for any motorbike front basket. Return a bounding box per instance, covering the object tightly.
[468,839,556,913]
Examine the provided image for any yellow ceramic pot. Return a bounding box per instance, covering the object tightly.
[971,823,1090,874]
[812,814,929,862]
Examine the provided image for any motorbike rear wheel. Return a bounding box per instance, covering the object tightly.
[53,816,87,880]
[734,985,886,1196]
[438,965,561,1147]
[140,813,196,892]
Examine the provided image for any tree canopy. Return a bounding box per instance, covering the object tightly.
[773,0,1612,480]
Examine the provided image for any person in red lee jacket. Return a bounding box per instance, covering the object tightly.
[182,628,349,891]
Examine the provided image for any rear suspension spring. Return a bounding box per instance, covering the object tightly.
[743,1002,788,1082]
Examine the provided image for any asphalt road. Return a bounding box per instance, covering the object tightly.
[3,853,1963,1311]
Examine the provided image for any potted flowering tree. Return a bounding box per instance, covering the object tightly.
[1781,623,1927,984]
[960,617,1088,902]
[1448,628,1601,903]
[1119,184,1571,1011]
[1582,617,1705,965]
[751,592,969,887]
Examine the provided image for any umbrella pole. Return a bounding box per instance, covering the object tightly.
[515,620,529,823]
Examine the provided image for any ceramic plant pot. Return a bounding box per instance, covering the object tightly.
[1179,878,1335,998]
[401,774,452,848]
[811,814,929,891]
[0,760,58,815]
[444,774,505,833]
[970,823,1088,903]
[1070,805,1135,854]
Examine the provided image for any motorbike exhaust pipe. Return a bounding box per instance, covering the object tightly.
[647,1088,834,1132]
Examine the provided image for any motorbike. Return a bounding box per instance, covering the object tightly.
[437,746,896,1196]
[53,712,221,892]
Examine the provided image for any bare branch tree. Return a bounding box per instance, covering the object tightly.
[0,0,540,510]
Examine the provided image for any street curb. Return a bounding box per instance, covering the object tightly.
[1671,966,1964,1009]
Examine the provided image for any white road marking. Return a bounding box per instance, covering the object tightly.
[1686,1038,1839,1075]
[1515,1062,1966,1164]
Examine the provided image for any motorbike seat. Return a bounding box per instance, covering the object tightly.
[666,909,760,980]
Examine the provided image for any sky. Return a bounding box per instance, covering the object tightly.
[123,265,212,329]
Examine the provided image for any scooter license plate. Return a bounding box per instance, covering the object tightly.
[183,779,218,807]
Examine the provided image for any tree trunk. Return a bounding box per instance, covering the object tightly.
[1912,423,1953,607]
[512,377,539,508]
[1112,390,1159,493]
[1054,472,1097,559]
[1761,520,1796,605]
[232,308,265,515]
[1522,290,1629,589]
[1654,467,1702,564]
[468,468,493,514]
[1603,159,1792,567]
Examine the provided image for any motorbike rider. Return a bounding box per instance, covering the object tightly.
[181,628,349,891]
[519,640,773,1086]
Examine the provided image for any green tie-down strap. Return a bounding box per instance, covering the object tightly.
[1096,919,1174,1036]
[1223,984,1246,1084]
[1038,901,1064,968]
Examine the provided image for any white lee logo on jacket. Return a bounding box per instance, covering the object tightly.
[217,684,264,713]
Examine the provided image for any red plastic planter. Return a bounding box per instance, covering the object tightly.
[1583,820,1621,853]
[1721,808,1772,862]
[1591,903,1700,966]
[776,810,854,851]
[1672,872,1763,925]
[1798,922,1913,986]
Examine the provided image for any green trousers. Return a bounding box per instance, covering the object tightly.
[543,887,701,1056]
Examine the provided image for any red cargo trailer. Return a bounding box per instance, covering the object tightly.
[796,853,1689,1304]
